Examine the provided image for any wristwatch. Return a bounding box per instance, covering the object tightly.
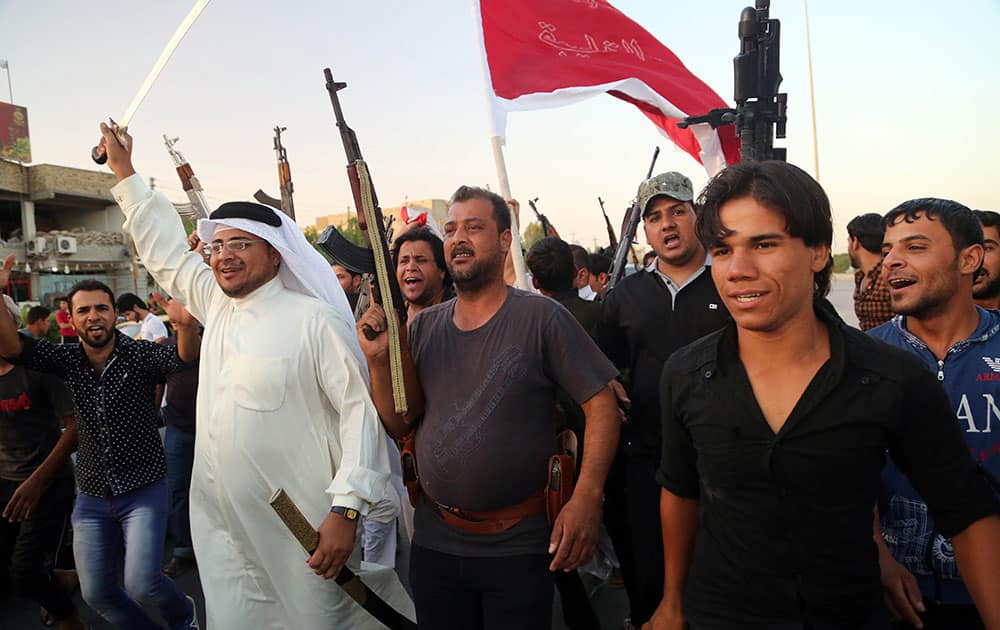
[330,505,360,521]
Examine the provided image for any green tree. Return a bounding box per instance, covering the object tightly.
[304,219,367,263]
[521,221,545,250]
[832,252,851,273]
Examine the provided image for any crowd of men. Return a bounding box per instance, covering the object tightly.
[0,121,998,630]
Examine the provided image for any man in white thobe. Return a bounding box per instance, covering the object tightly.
[97,123,414,629]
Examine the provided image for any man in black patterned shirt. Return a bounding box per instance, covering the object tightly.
[0,260,202,630]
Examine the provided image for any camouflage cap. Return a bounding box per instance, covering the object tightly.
[637,172,694,216]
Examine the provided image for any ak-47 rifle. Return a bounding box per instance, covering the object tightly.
[598,197,618,251]
[162,135,209,220]
[272,126,297,220]
[678,0,786,162]
[606,146,659,291]
[527,198,559,239]
[316,68,408,414]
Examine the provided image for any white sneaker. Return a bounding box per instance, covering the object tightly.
[180,595,200,630]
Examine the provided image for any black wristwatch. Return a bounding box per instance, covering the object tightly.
[330,505,360,521]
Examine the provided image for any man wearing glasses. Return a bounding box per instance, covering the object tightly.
[95,123,413,629]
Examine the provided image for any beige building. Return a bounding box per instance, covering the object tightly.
[0,158,155,304]
[314,198,448,238]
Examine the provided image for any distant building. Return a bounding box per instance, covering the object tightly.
[0,159,160,304]
[314,199,448,239]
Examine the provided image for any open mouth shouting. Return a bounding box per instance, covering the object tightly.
[663,233,681,249]
[401,273,426,297]
[887,275,917,292]
[451,246,474,263]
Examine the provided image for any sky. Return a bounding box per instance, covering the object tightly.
[2,0,998,253]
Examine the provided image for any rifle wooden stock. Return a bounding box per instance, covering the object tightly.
[599,197,618,251]
[324,69,406,327]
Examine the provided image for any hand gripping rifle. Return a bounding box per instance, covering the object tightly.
[678,0,787,162]
[598,197,618,251]
[317,68,408,415]
[162,135,210,220]
[272,125,297,220]
[527,198,559,239]
[606,146,659,292]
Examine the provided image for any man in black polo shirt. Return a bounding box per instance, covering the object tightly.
[648,161,1000,630]
[0,269,203,630]
[595,171,729,627]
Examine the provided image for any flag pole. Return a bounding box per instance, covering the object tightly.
[472,0,530,290]
[489,136,530,290]
[804,0,820,182]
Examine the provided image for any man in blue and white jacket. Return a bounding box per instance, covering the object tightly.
[871,197,1000,630]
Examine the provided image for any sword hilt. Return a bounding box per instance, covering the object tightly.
[91,119,129,165]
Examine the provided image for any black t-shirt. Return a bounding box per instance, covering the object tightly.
[596,266,729,454]
[409,287,618,557]
[157,336,199,434]
[0,365,77,481]
[657,305,1000,626]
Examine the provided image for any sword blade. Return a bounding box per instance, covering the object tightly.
[119,0,212,127]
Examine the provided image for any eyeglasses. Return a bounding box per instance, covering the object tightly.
[203,239,267,257]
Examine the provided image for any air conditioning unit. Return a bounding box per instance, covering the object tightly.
[26,237,46,257]
[57,236,78,254]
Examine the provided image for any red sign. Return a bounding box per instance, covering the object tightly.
[0,102,31,162]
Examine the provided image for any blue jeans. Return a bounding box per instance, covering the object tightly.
[73,478,193,629]
[164,426,195,559]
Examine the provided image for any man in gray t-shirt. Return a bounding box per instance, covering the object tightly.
[361,186,620,630]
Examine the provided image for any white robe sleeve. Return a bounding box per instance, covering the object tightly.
[113,173,219,323]
[314,310,391,513]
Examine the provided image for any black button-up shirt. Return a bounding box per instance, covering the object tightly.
[657,303,999,627]
[15,331,188,497]
[596,265,729,454]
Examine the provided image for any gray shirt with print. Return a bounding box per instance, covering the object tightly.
[409,287,617,557]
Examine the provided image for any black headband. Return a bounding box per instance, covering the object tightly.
[209,202,282,227]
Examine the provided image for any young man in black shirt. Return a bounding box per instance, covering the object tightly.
[595,171,729,628]
[0,266,203,630]
[648,161,1000,630]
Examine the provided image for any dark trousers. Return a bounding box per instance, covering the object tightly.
[163,425,195,559]
[604,446,663,625]
[0,476,76,621]
[891,602,984,630]
[410,543,554,630]
[554,569,600,630]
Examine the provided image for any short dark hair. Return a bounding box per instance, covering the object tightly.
[587,252,612,277]
[331,264,361,279]
[68,280,116,311]
[883,198,983,252]
[392,227,452,288]
[642,250,657,267]
[974,209,1000,232]
[846,213,885,254]
[697,161,833,298]
[526,237,576,293]
[568,244,590,272]
[448,186,511,234]
[26,305,50,325]
[393,228,447,272]
[115,292,147,313]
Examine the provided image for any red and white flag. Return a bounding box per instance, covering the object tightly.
[475,0,740,175]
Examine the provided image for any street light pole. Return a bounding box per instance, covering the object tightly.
[0,59,13,103]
